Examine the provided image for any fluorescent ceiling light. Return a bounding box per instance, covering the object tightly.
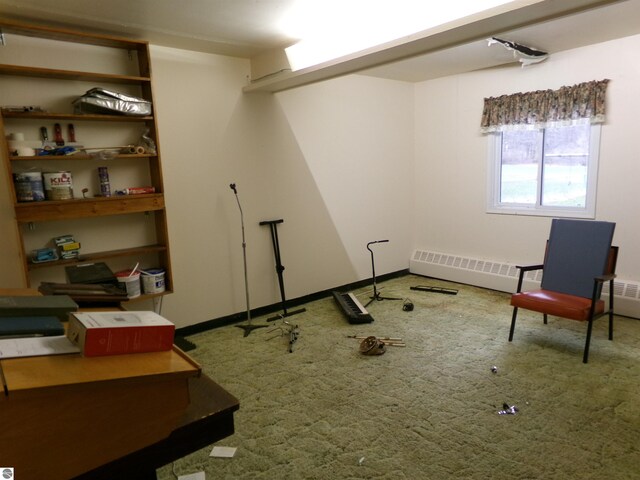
[281,0,515,71]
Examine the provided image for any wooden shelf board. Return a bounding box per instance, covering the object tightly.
[1,111,153,122]
[15,194,165,222]
[10,154,156,161]
[0,64,150,84]
[0,19,148,50]
[27,244,168,271]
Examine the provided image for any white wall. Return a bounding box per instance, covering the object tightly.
[0,41,413,328]
[412,33,640,284]
[5,30,636,328]
[110,47,414,327]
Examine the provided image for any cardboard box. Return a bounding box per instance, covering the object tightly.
[67,311,175,356]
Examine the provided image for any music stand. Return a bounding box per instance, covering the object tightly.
[230,183,267,337]
[364,240,402,308]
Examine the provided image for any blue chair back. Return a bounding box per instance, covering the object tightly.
[541,219,615,298]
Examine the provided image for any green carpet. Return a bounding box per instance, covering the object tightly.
[158,275,640,479]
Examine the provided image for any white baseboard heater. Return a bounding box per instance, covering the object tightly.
[410,249,640,319]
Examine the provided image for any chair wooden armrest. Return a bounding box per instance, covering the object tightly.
[515,263,544,272]
[595,273,616,282]
[514,264,544,293]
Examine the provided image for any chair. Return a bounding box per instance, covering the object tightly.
[508,219,617,363]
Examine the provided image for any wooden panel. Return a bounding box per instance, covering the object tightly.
[0,375,191,480]
[1,348,199,394]
[2,111,153,122]
[0,346,201,480]
[0,64,151,84]
[0,18,148,49]
[0,288,39,296]
[73,375,239,480]
[15,195,165,222]
[27,245,168,270]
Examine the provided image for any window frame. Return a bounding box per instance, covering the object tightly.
[486,124,601,219]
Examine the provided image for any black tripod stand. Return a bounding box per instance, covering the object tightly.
[230,183,267,337]
[260,219,306,321]
[364,239,402,308]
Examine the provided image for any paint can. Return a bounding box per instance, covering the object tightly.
[141,268,165,294]
[116,269,141,298]
[43,171,74,200]
[13,172,45,202]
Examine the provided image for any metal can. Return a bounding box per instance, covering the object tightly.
[43,171,73,200]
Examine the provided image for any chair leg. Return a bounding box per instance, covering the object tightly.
[608,278,614,341]
[609,310,614,341]
[543,313,548,325]
[509,307,518,341]
[583,317,594,363]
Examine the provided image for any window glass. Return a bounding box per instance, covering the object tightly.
[541,124,590,207]
[488,123,599,218]
[500,130,541,205]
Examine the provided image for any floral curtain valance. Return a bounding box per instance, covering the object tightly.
[480,79,609,133]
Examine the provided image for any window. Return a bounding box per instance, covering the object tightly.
[487,122,601,218]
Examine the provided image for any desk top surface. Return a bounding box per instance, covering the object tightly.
[1,347,200,395]
[0,288,201,396]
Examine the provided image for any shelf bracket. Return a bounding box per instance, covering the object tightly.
[28,222,35,231]
[0,30,5,46]
[127,50,133,61]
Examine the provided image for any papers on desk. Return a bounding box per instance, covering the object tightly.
[0,335,80,359]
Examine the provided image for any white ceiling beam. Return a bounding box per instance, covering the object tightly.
[244,0,623,93]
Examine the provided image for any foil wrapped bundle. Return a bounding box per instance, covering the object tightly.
[73,88,152,116]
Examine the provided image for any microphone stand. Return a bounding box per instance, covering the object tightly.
[230,183,267,337]
[364,240,402,308]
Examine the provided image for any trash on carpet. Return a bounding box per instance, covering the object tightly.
[358,456,366,466]
[498,403,519,415]
[267,320,300,353]
[491,365,498,374]
[402,298,414,311]
[178,472,205,480]
[348,335,406,353]
[359,336,387,355]
[210,446,237,458]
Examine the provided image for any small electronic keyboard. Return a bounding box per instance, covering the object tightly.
[332,291,374,324]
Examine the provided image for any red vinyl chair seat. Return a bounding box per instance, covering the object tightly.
[511,290,604,321]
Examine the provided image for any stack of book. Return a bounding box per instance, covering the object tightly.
[67,311,175,356]
[54,234,81,260]
[0,294,78,339]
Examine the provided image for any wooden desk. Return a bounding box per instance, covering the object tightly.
[0,348,202,480]
[74,374,240,479]
[0,290,239,480]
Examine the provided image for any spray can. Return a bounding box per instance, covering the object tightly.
[98,166,111,197]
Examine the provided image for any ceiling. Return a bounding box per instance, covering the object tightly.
[364,0,640,82]
[0,0,299,57]
[1,0,639,87]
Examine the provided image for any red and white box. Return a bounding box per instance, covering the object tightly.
[67,311,175,356]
